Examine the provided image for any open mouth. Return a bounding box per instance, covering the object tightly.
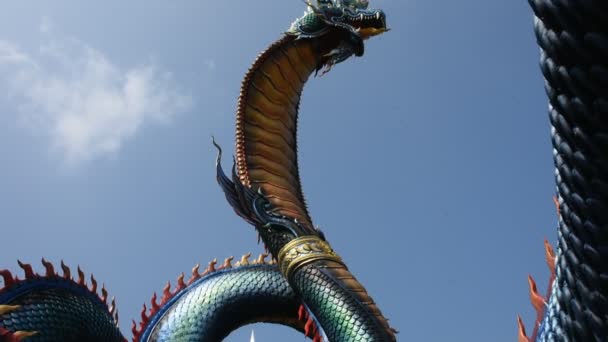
[345,11,387,30]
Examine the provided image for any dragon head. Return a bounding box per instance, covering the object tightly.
[315,0,387,39]
[288,0,388,73]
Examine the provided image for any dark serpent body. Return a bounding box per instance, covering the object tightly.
[1,0,607,341]
[518,0,608,341]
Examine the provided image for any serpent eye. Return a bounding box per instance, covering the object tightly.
[341,0,369,9]
[353,0,369,9]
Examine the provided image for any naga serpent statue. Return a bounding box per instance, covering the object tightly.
[0,0,606,341]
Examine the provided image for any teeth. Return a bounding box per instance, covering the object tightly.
[376,12,380,20]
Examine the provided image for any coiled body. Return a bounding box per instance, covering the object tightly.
[140,264,303,341]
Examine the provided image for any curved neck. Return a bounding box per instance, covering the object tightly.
[236,35,319,231]
[234,33,397,341]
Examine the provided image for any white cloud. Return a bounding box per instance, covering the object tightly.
[0,41,33,65]
[0,30,192,164]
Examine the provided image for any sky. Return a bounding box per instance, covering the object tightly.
[0,1,556,341]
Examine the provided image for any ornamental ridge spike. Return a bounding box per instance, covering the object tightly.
[176,273,186,291]
[41,258,55,277]
[304,317,314,337]
[237,253,252,266]
[544,240,556,277]
[310,319,318,337]
[298,304,307,320]
[187,264,201,285]
[140,303,148,323]
[297,303,321,341]
[0,270,15,289]
[221,256,234,269]
[192,263,201,275]
[91,274,98,293]
[161,281,172,303]
[131,320,139,339]
[151,292,160,311]
[17,260,35,279]
[206,259,217,273]
[101,284,108,304]
[60,260,71,279]
[109,297,116,315]
[519,237,557,341]
[516,315,530,342]
[256,253,268,265]
[77,266,86,286]
[527,276,546,316]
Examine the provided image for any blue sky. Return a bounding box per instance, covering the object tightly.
[0,1,555,341]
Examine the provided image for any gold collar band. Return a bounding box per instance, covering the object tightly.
[277,235,344,279]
